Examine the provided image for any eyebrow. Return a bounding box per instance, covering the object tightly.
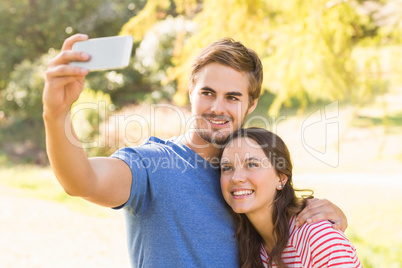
[201,87,244,97]
[220,160,230,164]
[244,157,261,162]
[220,156,261,165]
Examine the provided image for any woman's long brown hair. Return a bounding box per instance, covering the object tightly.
[223,128,313,268]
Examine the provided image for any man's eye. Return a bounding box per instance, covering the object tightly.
[202,91,213,96]
[227,96,239,101]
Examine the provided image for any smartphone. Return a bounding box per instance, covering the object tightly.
[70,35,133,71]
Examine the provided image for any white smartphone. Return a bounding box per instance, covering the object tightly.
[70,35,133,71]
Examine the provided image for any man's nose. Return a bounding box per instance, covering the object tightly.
[211,97,225,115]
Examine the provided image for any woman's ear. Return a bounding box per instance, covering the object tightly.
[277,173,288,189]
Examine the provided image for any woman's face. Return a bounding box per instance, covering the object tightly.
[220,137,284,217]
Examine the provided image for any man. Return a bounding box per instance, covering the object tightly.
[43,34,347,267]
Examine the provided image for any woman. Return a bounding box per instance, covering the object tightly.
[220,128,362,268]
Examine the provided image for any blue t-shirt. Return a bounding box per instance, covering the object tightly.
[111,136,238,267]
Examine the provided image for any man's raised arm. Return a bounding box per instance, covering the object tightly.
[43,34,131,208]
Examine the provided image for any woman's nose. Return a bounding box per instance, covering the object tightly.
[231,169,247,184]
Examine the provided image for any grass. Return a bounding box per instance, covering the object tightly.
[1,165,401,267]
[0,165,114,218]
[295,174,402,268]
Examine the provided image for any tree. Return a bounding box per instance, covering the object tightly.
[0,0,148,163]
[1,52,52,164]
[123,0,397,114]
[0,0,147,91]
[167,0,376,114]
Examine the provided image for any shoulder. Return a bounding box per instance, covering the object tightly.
[291,220,350,249]
[289,220,361,267]
[109,136,172,167]
[110,135,198,170]
[112,136,176,156]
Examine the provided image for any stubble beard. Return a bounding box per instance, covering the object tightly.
[194,111,249,146]
[195,127,229,146]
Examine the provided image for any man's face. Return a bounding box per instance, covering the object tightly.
[189,63,257,145]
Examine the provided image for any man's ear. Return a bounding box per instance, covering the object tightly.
[189,89,193,103]
[189,85,195,103]
[247,99,258,114]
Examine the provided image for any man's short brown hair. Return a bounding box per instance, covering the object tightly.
[189,38,263,107]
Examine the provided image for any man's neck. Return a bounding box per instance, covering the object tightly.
[182,132,223,163]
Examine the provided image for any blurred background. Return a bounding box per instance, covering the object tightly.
[0,0,401,267]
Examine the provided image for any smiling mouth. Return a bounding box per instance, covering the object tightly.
[232,190,254,197]
[208,119,229,125]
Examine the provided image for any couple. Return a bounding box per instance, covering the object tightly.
[43,35,360,267]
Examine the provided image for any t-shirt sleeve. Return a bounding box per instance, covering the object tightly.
[293,220,362,267]
[110,147,150,214]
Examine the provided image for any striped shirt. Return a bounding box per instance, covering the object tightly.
[260,216,362,267]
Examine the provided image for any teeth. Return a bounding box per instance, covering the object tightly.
[209,120,228,125]
[233,190,254,196]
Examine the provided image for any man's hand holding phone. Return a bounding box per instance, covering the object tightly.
[43,34,133,120]
[43,34,91,120]
[42,34,134,210]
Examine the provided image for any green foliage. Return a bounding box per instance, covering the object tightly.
[132,16,196,102]
[3,52,53,122]
[262,1,363,115]
[0,0,146,89]
[71,88,113,157]
[120,0,172,43]
[85,65,147,107]
[170,0,273,105]
[1,0,401,163]
[0,52,53,164]
[374,0,402,44]
[0,0,148,163]
[122,0,399,114]
[120,0,199,42]
[167,0,387,112]
[1,53,113,161]
[119,0,202,105]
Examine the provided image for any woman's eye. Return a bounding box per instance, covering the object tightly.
[221,166,232,172]
[246,162,259,168]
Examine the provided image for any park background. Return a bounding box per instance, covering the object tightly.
[0,0,401,267]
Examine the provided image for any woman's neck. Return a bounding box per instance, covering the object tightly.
[247,211,276,254]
